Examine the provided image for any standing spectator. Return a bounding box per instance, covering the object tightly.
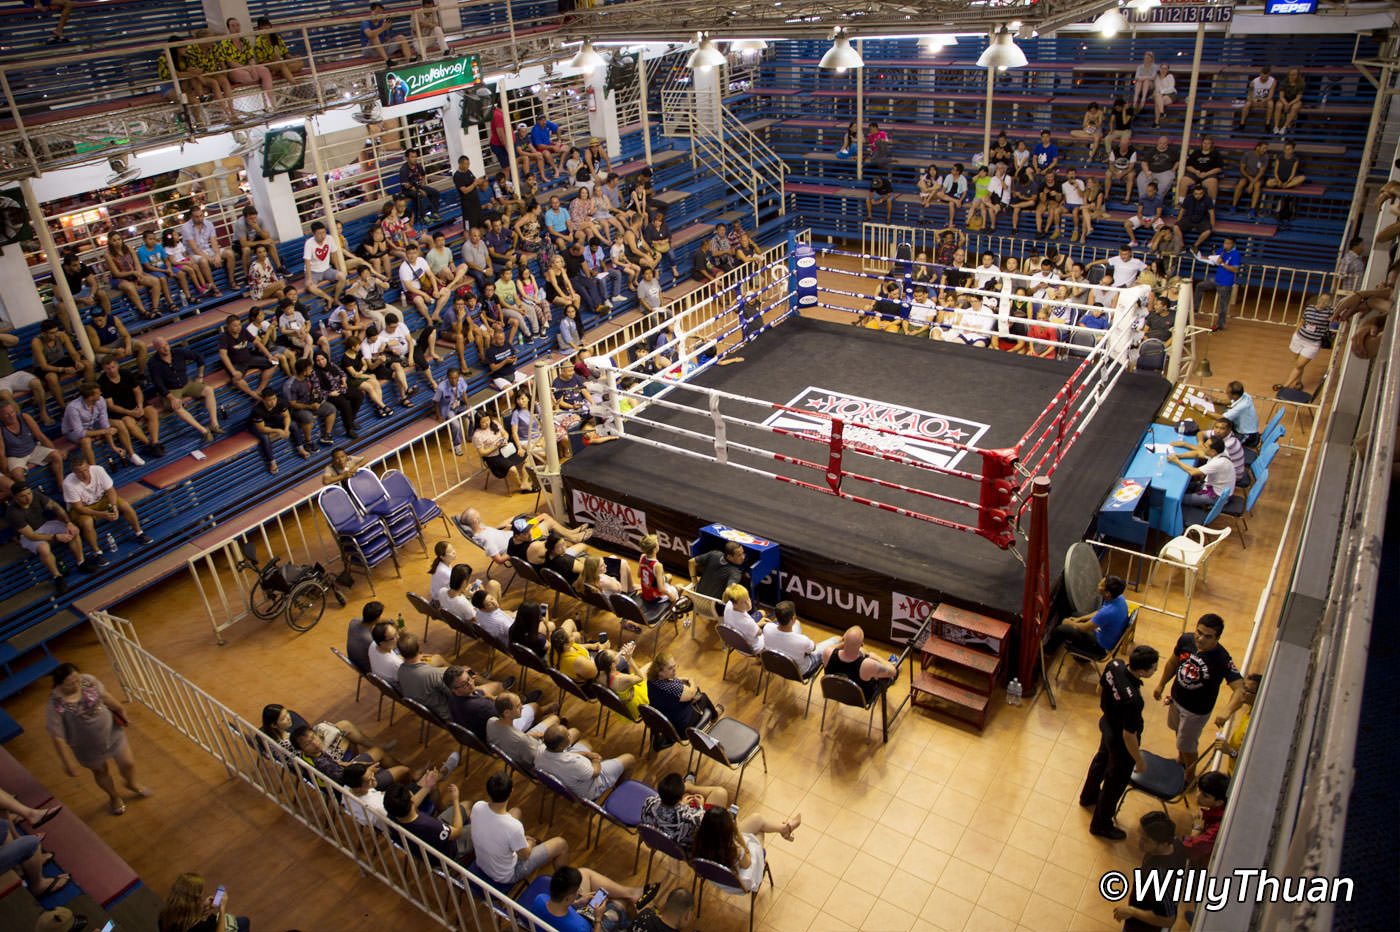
[5,481,87,590]
[1237,64,1277,130]
[1130,52,1156,114]
[1334,237,1366,294]
[250,386,308,473]
[1077,644,1159,839]
[96,355,163,458]
[1137,136,1177,201]
[62,451,152,557]
[1123,181,1164,248]
[435,366,471,455]
[452,156,487,230]
[1230,139,1271,219]
[398,149,443,224]
[232,205,282,278]
[146,338,225,442]
[63,381,144,467]
[360,1,412,62]
[1183,136,1224,201]
[1071,102,1105,162]
[1274,67,1305,136]
[1105,136,1138,205]
[180,205,236,293]
[488,105,510,171]
[1152,63,1177,127]
[302,220,346,304]
[1170,185,1215,254]
[47,662,150,814]
[1062,168,1091,242]
[1194,235,1242,330]
[158,874,250,932]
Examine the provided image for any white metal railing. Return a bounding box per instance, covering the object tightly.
[859,223,1335,328]
[683,95,786,228]
[86,609,558,932]
[183,232,804,637]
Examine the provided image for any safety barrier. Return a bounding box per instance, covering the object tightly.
[87,609,556,932]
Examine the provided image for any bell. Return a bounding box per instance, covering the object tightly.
[1193,356,1213,378]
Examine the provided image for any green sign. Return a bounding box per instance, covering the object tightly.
[379,55,481,106]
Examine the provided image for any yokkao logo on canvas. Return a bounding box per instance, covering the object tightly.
[572,490,647,548]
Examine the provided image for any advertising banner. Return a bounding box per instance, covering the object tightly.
[379,55,481,106]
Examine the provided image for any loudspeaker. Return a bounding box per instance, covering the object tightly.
[461,83,496,129]
[605,51,639,98]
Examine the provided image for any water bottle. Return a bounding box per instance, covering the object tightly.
[1006,678,1023,706]
[396,613,406,630]
[104,532,118,553]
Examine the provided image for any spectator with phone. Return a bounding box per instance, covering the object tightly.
[156,872,249,932]
[530,865,659,931]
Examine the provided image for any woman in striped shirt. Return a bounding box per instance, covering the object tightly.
[1278,292,1333,393]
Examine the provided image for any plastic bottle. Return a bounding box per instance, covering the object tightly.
[104,532,118,553]
[396,612,406,630]
[1006,678,1023,706]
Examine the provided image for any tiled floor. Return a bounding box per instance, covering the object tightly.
[0,296,1318,931]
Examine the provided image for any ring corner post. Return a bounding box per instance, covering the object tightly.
[533,359,564,518]
[1020,475,1053,705]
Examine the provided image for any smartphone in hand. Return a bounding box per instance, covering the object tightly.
[212,886,227,908]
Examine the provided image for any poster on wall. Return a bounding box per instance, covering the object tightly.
[571,489,648,549]
[379,55,481,106]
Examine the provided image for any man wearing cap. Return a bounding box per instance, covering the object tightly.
[503,512,592,564]
[5,480,90,592]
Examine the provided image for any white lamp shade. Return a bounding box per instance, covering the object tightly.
[686,36,727,69]
[918,34,958,51]
[819,32,864,70]
[731,39,768,54]
[569,40,606,72]
[976,30,1027,70]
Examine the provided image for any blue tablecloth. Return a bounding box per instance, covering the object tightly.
[1120,424,1191,538]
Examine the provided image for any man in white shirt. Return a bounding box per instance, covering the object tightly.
[907,286,939,336]
[1170,435,1236,507]
[534,723,636,802]
[359,323,413,403]
[179,205,237,290]
[62,451,151,561]
[973,252,1001,291]
[957,295,993,347]
[1107,245,1147,288]
[455,507,512,567]
[471,586,515,645]
[301,220,346,304]
[399,243,450,320]
[469,771,568,886]
[761,601,841,676]
[369,621,405,684]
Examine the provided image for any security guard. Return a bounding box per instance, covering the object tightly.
[1080,644,1159,839]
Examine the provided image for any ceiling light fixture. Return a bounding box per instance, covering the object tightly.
[918,34,958,51]
[1096,6,1129,37]
[976,26,1027,70]
[819,27,863,70]
[1125,0,1161,10]
[731,38,769,55]
[686,33,727,70]
[569,39,606,73]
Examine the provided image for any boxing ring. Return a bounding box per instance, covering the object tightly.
[556,236,1171,679]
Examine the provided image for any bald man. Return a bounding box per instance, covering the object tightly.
[146,337,225,441]
[820,626,897,702]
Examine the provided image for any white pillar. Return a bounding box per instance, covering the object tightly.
[692,64,721,135]
[201,0,250,31]
[585,68,621,159]
[435,0,461,33]
[0,243,48,328]
[441,93,485,176]
[242,146,306,242]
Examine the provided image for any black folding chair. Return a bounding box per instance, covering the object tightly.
[759,649,819,718]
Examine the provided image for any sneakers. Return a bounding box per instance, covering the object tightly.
[136,533,155,545]
[453,444,464,456]
[90,553,111,568]
[53,575,68,594]
[318,436,334,448]
[129,453,146,467]
[439,750,461,778]
[147,442,167,457]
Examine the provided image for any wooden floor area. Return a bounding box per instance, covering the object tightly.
[0,284,1324,932]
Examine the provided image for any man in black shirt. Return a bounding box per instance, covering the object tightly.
[96,355,163,457]
[1170,185,1215,254]
[60,250,114,316]
[146,337,224,442]
[451,155,487,230]
[398,149,442,224]
[867,173,895,221]
[631,889,694,932]
[1080,645,1158,839]
[687,541,748,605]
[217,315,276,402]
[249,386,307,473]
[484,329,525,392]
[1114,811,1187,931]
[1183,136,1224,200]
[1137,136,1177,202]
[1153,613,1244,781]
[5,481,88,592]
[870,280,905,324]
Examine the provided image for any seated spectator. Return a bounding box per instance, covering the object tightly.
[62,450,151,560]
[583,237,626,308]
[867,174,895,222]
[397,150,443,225]
[1170,435,1236,507]
[691,807,801,895]
[548,627,604,682]
[471,770,569,886]
[1111,812,1188,929]
[358,322,413,405]
[290,721,412,790]
[1183,137,1224,201]
[412,0,449,59]
[531,866,659,932]
[1062,168,1091,242]
[486,691,578,766]
[1182,771,1229,866]
[579,554,635,597]
[146,338,224,442]
[1266,140,1306,191]
[642,210,679,280]
[1137,136,1177,201]
[285,358,339,448]
[6,480,89,590]
[645,652,720,745]
[346,266,391,329]
[85,306,148,375]
[934,163,968,226]
[259,701,393,758]
[157,873,247,932]
[470,410,532,491]
[456,506,511,566]
[1231,139,1271,218]
[1274,67,1305,136]
[180,204,237,292]
[720,584,766,652]
[1238,64,1277,131]
[1152,63,1176,127]
[471,583,515,646]
[436,564,477,624]
[218,315,276,403]
[762,601,841,676]
[399,243,450,322]
[346,600,383,671]
[638,533,680,606]
[484,329,530,393]
[1106,96,1134,150]
[341,759,444,829]
[1214,380,1260,445]
[687,540,748,604]
[32,320,94,410]
[446,664,526,740]
[633,888,696,932]
[245,245,286,303]
[1034,172,1064,239]
[1107,245,1147,288]
[640,772,729,853]
[382,778,474,864]
[1170,185,1215,254]
[820,627,897,702]
[0,822,68,900]
[1043,575,1129,659]
[105,236,168,319]
[496,266,543,339]
[250,386,308,474]
[534,723,636,802]
[1130,52,1156,112]
[1172,418,1246,484]
[63,381,144,467]
[396,632,452,716]
[1123,181,1164,249]
[2,399,63,490]
[369,620,405,683]
[1105,136,1138,205]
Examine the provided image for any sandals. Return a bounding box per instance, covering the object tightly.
[34,874,70,898]
[30,806,62,829]
[110,800,127,815]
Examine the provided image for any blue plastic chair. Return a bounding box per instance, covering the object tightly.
[348,468,423,554]
[381,469,451,539]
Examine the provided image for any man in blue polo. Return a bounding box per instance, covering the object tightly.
[543,195,572,250]
[530,114,563,177]
[1194,234,1241,330]
[1043,575,1130,660]
[1215,380,1260,445]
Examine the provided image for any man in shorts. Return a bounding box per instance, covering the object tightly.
[5,480,89,593]
[0,331,48,419]
[469,770,568,887]
[0,401,62,491]
[60,249,115,317]
[1123,181,1165,248]
[1153,613,1245,782]
[146,338,225,443]
[62,450,153,562]
[302,220,346,305]
[218,314,277,402]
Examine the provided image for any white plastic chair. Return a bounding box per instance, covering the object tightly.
[1151,525,1232,617]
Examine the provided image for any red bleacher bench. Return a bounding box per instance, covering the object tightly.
[140,433,257,489]
[670,222,715,247]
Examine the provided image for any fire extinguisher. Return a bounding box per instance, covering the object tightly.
[587,86,597,113]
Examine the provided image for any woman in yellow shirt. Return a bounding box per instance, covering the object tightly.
[217,17,274,104]
[252,16,303,83]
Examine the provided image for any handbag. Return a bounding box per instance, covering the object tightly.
[497,441,517,458]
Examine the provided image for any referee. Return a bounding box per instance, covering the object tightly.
[1079,644,1159,839]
